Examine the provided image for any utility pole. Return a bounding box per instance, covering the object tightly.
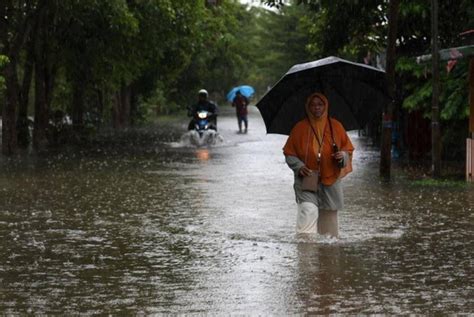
[468,58,474,181]
[431,0,442,177]
[380,0,400,179]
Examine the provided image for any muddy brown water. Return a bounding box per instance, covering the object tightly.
[0,108,473,314]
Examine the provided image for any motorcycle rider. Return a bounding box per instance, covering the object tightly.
[187,89,219,130]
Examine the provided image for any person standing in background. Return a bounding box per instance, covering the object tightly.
[232,90,249,133]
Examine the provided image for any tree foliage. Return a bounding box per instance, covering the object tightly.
[249,4,311,92]
[1,0,473,158]
[263,0,473,119]
[396,0,472,121]
[0,55,7,91]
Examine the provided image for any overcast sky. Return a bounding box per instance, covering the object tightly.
[239,0,262,6]
[238,0,280,11]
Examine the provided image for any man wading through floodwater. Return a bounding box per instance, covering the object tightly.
[283,92,354,238]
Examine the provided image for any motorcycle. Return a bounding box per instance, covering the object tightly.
[189,110,219,146]
[194,110,215,135]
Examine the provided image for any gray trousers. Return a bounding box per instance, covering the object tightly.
[285,155,345,210]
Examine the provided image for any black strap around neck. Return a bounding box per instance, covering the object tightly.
[327,116,337,147]
[307,116,337,147]
[306,117,324,149]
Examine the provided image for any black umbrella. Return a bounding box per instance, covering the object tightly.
[256,56,391,134]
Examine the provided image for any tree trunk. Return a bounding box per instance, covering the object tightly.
[1,0,44,154]
[112,92,120,129]
[129,87,138,126]
[431,0,441,177]
[72,82,85,132]
[17,40,35,148]
[2,60,19,155]
[379,0,400,179]
[112,85,131,129]
[470,58,474,137]
[96,88,104,129]
[32,1,58,151]
[33,59,49,151]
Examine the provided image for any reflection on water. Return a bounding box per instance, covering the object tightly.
[195,148,211,161]
[0,108,473,314]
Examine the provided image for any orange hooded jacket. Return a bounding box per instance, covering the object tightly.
[283,93,354,186]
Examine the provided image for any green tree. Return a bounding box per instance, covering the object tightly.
[0,55,7,91]
[222,1,313,103]
[0,0,42,154]
[171,1,255,107]
[262,0,474,166]
[247,4,311,96]
[128,0,203,120]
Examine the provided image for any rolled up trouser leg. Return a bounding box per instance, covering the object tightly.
[317,209,338,237]
[296,202,318,233]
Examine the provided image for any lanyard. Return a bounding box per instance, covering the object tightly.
[307,118,325,163]
[306,117,338,163]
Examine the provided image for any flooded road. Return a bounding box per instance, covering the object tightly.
[0,107,473,314]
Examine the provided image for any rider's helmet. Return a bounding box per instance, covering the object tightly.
[198,89,208,98]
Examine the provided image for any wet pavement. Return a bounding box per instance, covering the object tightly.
[0,107,473,314]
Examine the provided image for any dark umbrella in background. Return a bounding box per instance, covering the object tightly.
[255,56,392,135]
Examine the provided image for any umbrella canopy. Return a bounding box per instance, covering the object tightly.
[256,56,391,134]
[226,85,255,102]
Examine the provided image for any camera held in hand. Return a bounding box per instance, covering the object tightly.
[332,143,344,168]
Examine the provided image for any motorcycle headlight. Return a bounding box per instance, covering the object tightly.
[198,112,207,119]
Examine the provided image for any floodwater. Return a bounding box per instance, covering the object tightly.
[0,107,473,314]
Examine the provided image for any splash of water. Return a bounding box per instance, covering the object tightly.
[169,130,224,148]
